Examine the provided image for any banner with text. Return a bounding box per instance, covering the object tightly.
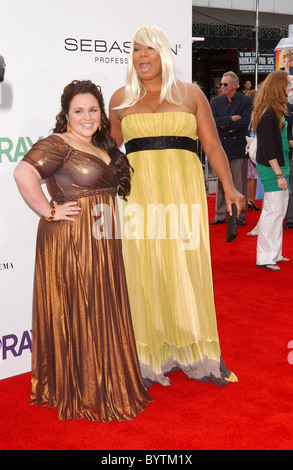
[238,50,275,75]
[0,0,192,379]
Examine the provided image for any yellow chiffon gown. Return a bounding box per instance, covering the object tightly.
[120,112,237,386]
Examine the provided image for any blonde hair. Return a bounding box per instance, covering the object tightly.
[252,70,288,131]
[115,25,182,109]
[281,49,293,62]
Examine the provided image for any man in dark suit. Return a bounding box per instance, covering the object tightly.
[210,71,252,225]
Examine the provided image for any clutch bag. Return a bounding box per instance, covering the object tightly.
[226,203,238,242]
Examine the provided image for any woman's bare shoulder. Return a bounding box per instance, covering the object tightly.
[109,86,126,107]
[176,80,207,114]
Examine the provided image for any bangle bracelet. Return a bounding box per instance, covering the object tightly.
[45,206,56,222]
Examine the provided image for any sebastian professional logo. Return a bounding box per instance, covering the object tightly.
[64,38,131,54]
[64,37,130,65]
[64,37,181,65]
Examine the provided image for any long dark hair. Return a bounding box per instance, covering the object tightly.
[53,80,133,199]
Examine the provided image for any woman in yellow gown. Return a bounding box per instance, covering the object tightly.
[109,26,244,386]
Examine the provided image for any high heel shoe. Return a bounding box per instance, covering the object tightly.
[247,229,258,236]
[247,200,261,211]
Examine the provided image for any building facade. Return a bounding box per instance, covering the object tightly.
[192,0,293,98]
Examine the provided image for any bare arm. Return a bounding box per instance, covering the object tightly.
[14,161,80,220]
[193,87,245,216]
[109,87,125,147]
[268,158,287,190]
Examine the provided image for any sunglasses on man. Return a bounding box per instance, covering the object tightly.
[220,80,293,88]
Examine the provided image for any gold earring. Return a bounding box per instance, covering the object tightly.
[67,121,70,133]
[98,124,101,132]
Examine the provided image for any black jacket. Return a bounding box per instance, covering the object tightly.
[256,107,284,167]
[210,92,252,160]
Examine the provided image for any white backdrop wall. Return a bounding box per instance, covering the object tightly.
[0,0,192,380]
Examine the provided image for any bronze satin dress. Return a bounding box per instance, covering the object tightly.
[22,134,153,422]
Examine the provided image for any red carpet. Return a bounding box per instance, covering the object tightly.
[1,195,293,451]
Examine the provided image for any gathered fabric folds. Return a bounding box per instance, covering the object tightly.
[121,112,237,387]
[23,135,153,421]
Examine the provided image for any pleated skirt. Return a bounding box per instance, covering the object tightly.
[30,191,153,421]
[120,111,237,386]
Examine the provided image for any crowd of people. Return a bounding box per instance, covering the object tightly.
[13,24,293,423]
[209,68,293,271]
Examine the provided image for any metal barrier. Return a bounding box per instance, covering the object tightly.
[195,138,217,194]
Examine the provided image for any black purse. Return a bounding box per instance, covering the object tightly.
[226,203,238,242]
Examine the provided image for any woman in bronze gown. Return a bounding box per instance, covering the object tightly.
[14,80,153,422]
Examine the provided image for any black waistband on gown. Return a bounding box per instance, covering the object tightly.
[125,136,197,154]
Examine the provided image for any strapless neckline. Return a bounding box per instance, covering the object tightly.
[121,111,196,124]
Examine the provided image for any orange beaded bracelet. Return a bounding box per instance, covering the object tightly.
[45,206,56,222]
